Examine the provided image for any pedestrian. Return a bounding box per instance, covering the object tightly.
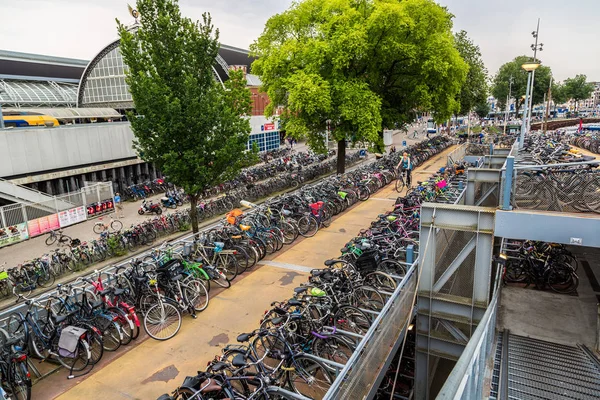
[114,192,124,218]
[412,130,418,138]
[390,145,396,154]
[396,152,413,187]
[426,130,431,139]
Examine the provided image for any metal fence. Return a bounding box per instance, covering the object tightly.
[436,267,503,399]
[513,162,600,214]
[323,261,418,400]
[447,143,467,167]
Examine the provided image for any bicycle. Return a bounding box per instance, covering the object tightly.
[45,230,72,246]
[93,215,123,234]
[395,168,411,192]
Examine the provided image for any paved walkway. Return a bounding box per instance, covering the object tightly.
[34,145,455,399]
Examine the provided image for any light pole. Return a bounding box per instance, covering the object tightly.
[520,62,541,148]
[503,76,513,135]
[526,19,543,133]
[0,88,4,129]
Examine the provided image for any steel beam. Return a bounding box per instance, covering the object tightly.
[417,296,486,323]
[495,209,600,247]
[438,319,469,344]
[416,334,464,360]
[475,183,498,207]
[420,203,495,233]
[433,236,476,292]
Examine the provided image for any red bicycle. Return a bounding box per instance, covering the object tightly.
[85,271,141,342]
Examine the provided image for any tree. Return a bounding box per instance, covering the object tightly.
[117,0,255,233]
[562,74,594,111]
[551,81,568,105]
[454,30,488,116]
[491,55,552,117]
[251,0,467,173]
[474,100,490,118]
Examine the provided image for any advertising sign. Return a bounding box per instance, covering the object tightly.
[27,214,60,237]
[58,206,87,228]
[0,223,29,248]
[263,122,275,131]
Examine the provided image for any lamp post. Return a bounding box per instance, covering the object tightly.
[503,76,513,135]
[0,88,4,129]
[520,62,541,148]
[526,19,543,133]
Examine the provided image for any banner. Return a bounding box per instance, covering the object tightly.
[58,206,87,228]
[0,223,29,248]
[27,214,60,237]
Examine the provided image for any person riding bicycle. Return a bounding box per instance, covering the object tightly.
[396,152,412,187]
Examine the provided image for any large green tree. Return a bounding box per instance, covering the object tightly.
[491,55,552,117]
[562,74,595,111]
[118,0,255,233]
[251,0,467,172]
[551,81,568,105]
[454,30,488,116]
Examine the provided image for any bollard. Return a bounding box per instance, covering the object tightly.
[502,156,515,210]
[458,180,464,191]
[406,244,414,265]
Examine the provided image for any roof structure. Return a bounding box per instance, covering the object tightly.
[0,50,87,81]
[0,78,78,107]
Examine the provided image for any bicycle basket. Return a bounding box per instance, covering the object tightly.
[355,250,380,273]
[71,238,81,247]
[156,259,185,279]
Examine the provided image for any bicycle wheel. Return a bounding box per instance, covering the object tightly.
[395,176,406,193]
[10,361,31,400]
[36,268,55,288]
[93,224,104,235]
[5,314,28,353]
[45,234,57,246]
[108,307,134,345]
[56,337,91,372]
[111,220,123,232]
[78,323,104,365]
[216,254,238,282]
[286,355,334,399]
[297,215,318,238]
[279,221,299,244]
[365,271,397,292]
[352,285,385,312]
[143,301,182,341]
[97,319,122,352]
[183,280,209,312]
[312,334,355,365]
[333,305,372,335]
[545,263,579,294]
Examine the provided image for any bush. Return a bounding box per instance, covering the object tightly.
[107,235,127,257]
[178,223,191,232]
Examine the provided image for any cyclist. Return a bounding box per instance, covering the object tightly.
[396,152,413,187]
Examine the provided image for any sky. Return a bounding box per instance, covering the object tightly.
[0,0,598,82]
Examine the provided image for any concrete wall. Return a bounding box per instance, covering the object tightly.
[0,122,137,178]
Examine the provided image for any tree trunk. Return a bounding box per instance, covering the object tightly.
[189,193,199,233]
[337,139,346,174]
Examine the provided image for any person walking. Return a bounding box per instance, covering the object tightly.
[396,152,413,187]
[412,129,418,139]
[114,192,124,218]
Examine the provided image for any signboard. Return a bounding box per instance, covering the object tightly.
[58,206,87,228]
[402,140,407,147]
[27,214,60,237]
[0,223,29,248]
[263,122,275,131]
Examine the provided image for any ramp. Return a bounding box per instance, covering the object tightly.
[0,178,75,214]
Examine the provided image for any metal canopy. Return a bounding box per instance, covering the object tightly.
[2,107,122,120]
[0,79,77,107]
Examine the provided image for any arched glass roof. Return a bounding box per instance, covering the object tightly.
[78,38,234,109]
[0,79,77,107]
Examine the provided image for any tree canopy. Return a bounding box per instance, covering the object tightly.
[491,55,552,116]
[251,0,467,172]
[562,74,595,110]
[118,0,255,232]
[454,30,488,116]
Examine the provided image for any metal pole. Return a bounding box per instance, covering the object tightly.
[527,18,541,133]
[502,156,515,210]
[520,71,533,148]
[544,77,553,133]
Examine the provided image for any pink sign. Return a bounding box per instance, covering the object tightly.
[27,214,60,237]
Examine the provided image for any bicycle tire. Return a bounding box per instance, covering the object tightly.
[10,361,31,400]
[182,280,209,312]
[98,319,123,352]
[286,355,334,399]
[45,235,57,246]
[143,301,182,341]
[111,220,123,232]
[395,177,406,193]
[216,254,238,282]
[108,307,134,345]
[56,336,91,372]
[333,305,372,335]
[93,224,104,235]
[297,215,318,238]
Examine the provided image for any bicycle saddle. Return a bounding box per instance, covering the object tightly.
[271,317,284,325]
[288,299,302,306]
[239,225,251,231]
[237,333,252,342]
[293,287,307,294]
[200,378,223,393]
[323,259,338,266]
[231,354,247,368]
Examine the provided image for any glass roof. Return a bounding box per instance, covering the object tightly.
[0,79,77,107]
[2,107,122,119]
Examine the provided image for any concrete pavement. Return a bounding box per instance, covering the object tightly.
[35,144,456,400]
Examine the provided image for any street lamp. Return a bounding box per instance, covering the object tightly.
[526,19,543,133]
[0,88,4,130]
[503,76,513,135]
[520,61,540,148]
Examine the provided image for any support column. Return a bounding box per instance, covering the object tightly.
[143,163,150,178]
[45,181,53,195]
[101,170,107,182]
[135,164,142,183]
[57,178,65,195]
[80,174,86,188]
[502,156,514,211]
[125,166,133,186]
[151,164,157,180]
[69,177,77,193]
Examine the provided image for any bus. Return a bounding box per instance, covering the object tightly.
[427,118,437,134]
[1,111,59,128]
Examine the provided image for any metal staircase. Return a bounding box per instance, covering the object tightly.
[0,178,75,213]
[491,331,600,400]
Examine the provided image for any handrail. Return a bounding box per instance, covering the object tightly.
[436,266,503,399]
[322,260,417,399]
[514,159,599,170]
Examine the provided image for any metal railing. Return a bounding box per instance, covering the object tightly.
[323,260,417,400]
[447,143,467,167]
[436,266,503,399]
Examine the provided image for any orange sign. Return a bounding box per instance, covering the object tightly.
[27,214,60,237]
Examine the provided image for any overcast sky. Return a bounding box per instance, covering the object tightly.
[0,0,597,82]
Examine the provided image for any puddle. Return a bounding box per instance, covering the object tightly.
[280,271,301,286]
[209,333,229,346]
[338,228,346,233]
[142,365,179,384]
